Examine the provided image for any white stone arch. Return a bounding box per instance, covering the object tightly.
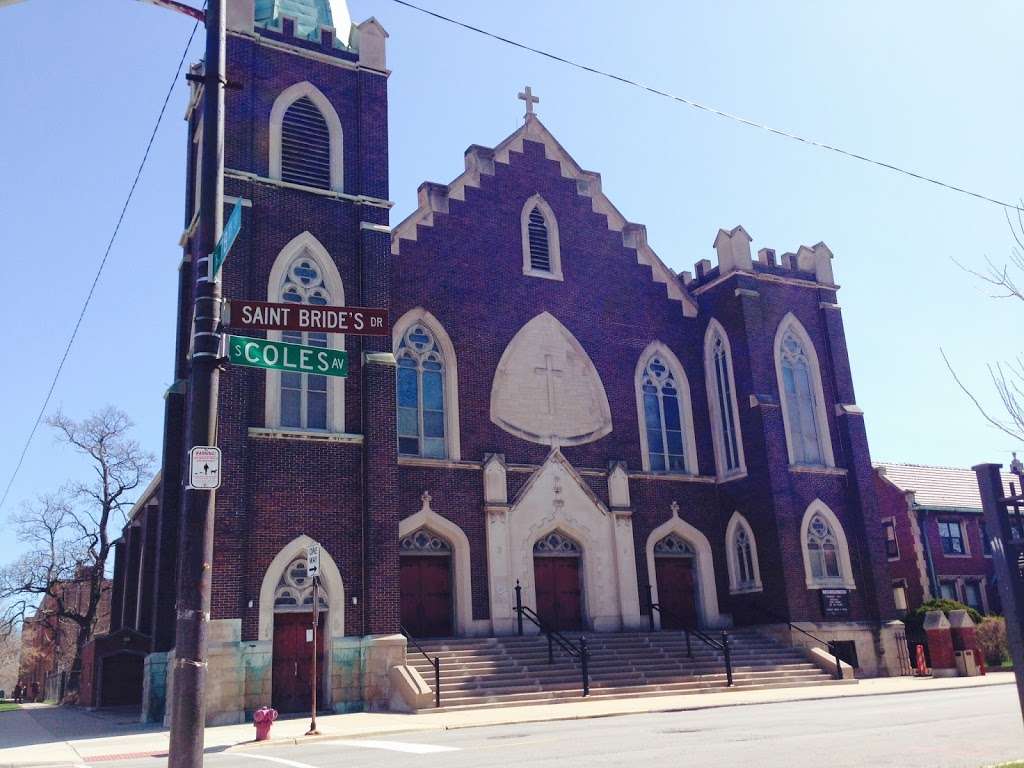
[645,508,725,628]
[264,231,346,433]
[520,193,563,281]
[725,511,763,594]
[774,313,835,467]
[269,81,344,192]
[399,500,473,635]
[634,341,699,474]
[704,320,746,479]
[392,307,461,460]
[258,535,345,643]
[799,499,856,590]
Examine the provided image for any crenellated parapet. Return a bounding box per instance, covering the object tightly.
[691,225,837,291]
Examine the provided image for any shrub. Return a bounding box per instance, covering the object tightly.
[903,599,983,633]
[977,616,1009,666]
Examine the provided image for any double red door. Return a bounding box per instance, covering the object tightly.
[534,557,583,631]
[400,556,454,637]
[272,612,325,713]
[655,557,698,629]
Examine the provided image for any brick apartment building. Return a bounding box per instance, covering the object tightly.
[874,462,1021,616]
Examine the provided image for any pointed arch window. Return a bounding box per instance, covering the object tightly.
[278,253,332,430]
[705,323,745,478]
[397,323,447,459]
[800,502,856,589]
[269,82,344,192]
[640,355,689,473]
[806,514,841,580]
[726,512,762,593]
[775,319,834,467]
[273,555,328,613]
[265,233,345,434]
[520,195,563,280]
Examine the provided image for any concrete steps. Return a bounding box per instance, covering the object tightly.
[407,629,851,711]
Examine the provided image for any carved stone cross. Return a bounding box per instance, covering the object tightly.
[534,354,564,414]
[518,85,539,118]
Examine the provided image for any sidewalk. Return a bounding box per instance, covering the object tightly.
[0,673,1016,767]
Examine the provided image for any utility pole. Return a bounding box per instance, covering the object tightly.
[168,0,224,764]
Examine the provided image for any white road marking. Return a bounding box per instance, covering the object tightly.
[326,738,460,754]
[231,753,320,768]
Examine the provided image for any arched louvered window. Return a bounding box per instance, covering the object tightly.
[397,323,446,459]
[520,195,563,280]
[528,207,550,271]
[280,96,331,190]
[279,252,332,429]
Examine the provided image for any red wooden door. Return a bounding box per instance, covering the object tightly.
[272,612,325,713]
[655,557,698,629]
[534,557,583,631]
[400,556,453,637]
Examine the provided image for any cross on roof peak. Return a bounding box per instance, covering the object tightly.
[518,85,539,120]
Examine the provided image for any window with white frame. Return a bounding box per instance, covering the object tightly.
[962,580,984,612]
[397,323,447,458]
[807,514,842,581]
[640,355,689,473]
[892,580,908,611]
[269,82,344,193]
[264,233,345,434]
[884,519,900,560]
[520,195,562,280]
[280,96,332,189]
[279,253,332,430]
[938,519,967,556]
[705,323,744,478]
[726,512,762,593]
[775,319,833,467]
[939,580,958,601]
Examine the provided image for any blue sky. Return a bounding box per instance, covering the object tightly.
[0,0,1022,528]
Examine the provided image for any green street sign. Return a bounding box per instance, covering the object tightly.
[227,335,348,377]
[209,199,242,281]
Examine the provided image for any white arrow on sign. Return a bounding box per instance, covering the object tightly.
[307,544,320,577]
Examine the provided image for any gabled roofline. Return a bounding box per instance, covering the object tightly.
[391,114,698,318]
[509,447,609,515]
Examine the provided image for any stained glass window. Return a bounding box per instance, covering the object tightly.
[779,329,825,465]
[396,324,446,458]
[641,355,687,473]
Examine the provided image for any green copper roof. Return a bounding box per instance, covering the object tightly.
[255,0,351,43]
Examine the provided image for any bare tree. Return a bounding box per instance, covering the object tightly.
[0,407,154,688]
[945,207,1024,441]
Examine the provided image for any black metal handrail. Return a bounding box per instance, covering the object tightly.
[643,586,733,687]
[513,581,590,696]
[400,625,441,707]
[745,603,844,680]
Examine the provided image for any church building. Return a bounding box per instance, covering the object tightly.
[90,0,905,724]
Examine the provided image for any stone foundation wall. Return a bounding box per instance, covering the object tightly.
[756,619,906,677]
[159,630,408,724]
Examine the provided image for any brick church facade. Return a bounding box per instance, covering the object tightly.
[94,0,904,724]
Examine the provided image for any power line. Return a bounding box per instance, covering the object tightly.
[390,0,1021,213]
[0,16,203,512]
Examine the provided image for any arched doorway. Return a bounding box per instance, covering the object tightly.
[400,528,454,637]
[532,531,583,631]
[271,554,327,713]
[653,532,699,629]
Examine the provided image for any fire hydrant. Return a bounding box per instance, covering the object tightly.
[253,706,278,741]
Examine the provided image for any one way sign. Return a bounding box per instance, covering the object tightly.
[188,446,222,490]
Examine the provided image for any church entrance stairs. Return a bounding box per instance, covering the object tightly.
[407,629,854,712]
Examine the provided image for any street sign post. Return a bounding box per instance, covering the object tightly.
[227,335,348,377]
[307,543,320,577]
[208,198,242,280]
[188,446,221,490]
[223,300,388,336]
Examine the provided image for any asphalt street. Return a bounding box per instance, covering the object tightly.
[65,685,1024,768]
